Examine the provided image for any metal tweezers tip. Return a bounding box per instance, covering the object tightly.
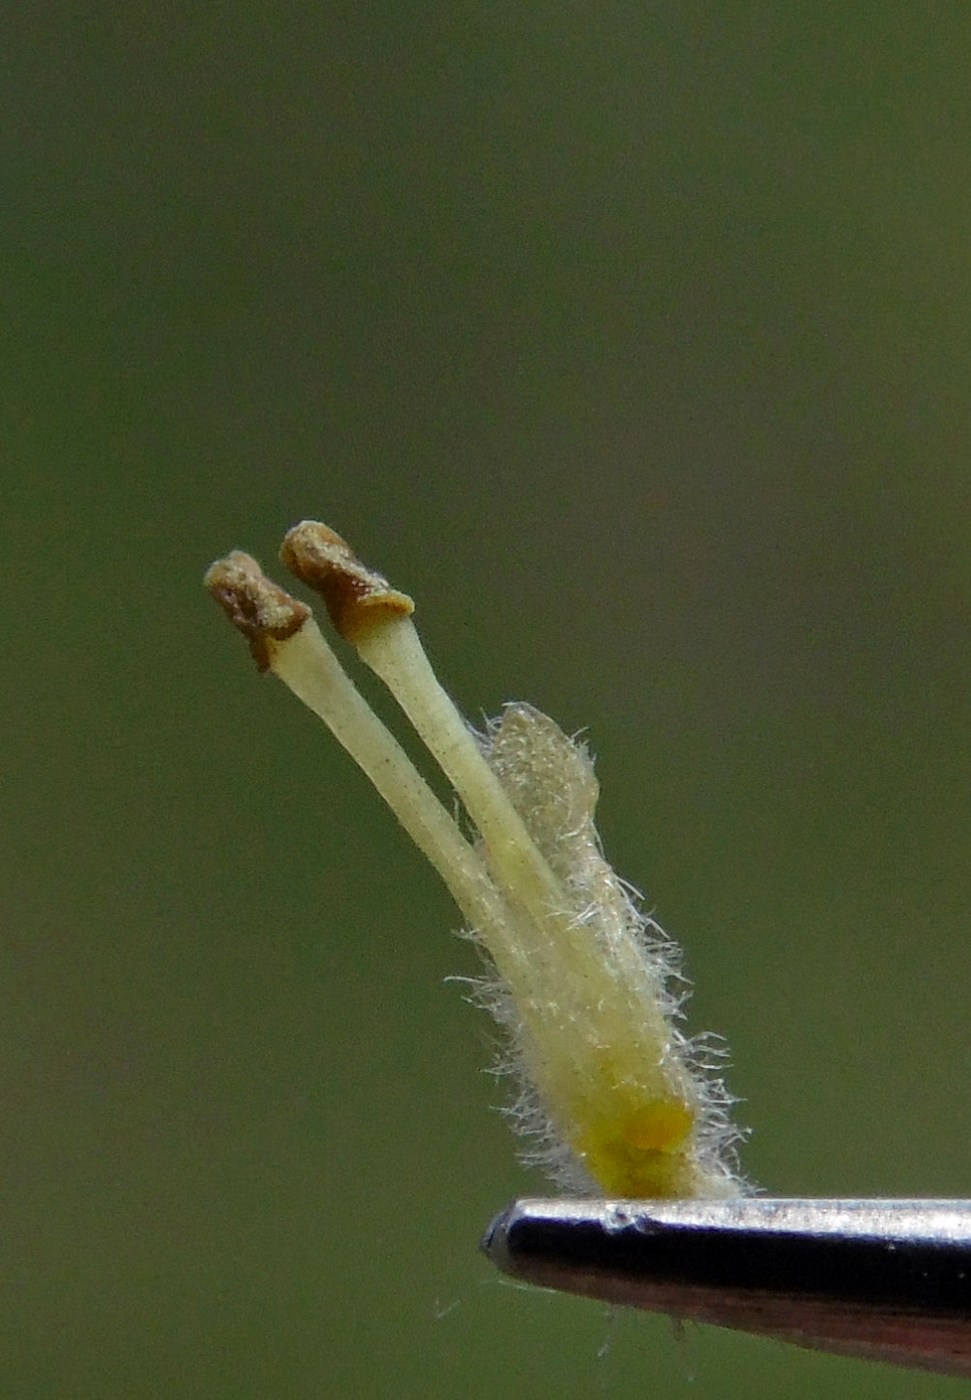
[482,1197,971,1378]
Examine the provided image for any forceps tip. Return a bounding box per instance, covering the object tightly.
[481,1197,971,1378]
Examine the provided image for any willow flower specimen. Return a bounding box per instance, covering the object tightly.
[205,523,743,1198]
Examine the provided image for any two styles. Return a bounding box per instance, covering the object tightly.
[205,523,743,1199]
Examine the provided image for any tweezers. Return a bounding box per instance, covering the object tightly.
[482,1198,971,1378]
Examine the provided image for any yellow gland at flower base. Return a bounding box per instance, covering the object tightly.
[575,1097,696,1198]
[205,523,744,1199]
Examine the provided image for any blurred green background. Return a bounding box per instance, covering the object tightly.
[3,4,969,1396]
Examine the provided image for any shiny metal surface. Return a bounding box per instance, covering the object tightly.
[482,1198,971,1377]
